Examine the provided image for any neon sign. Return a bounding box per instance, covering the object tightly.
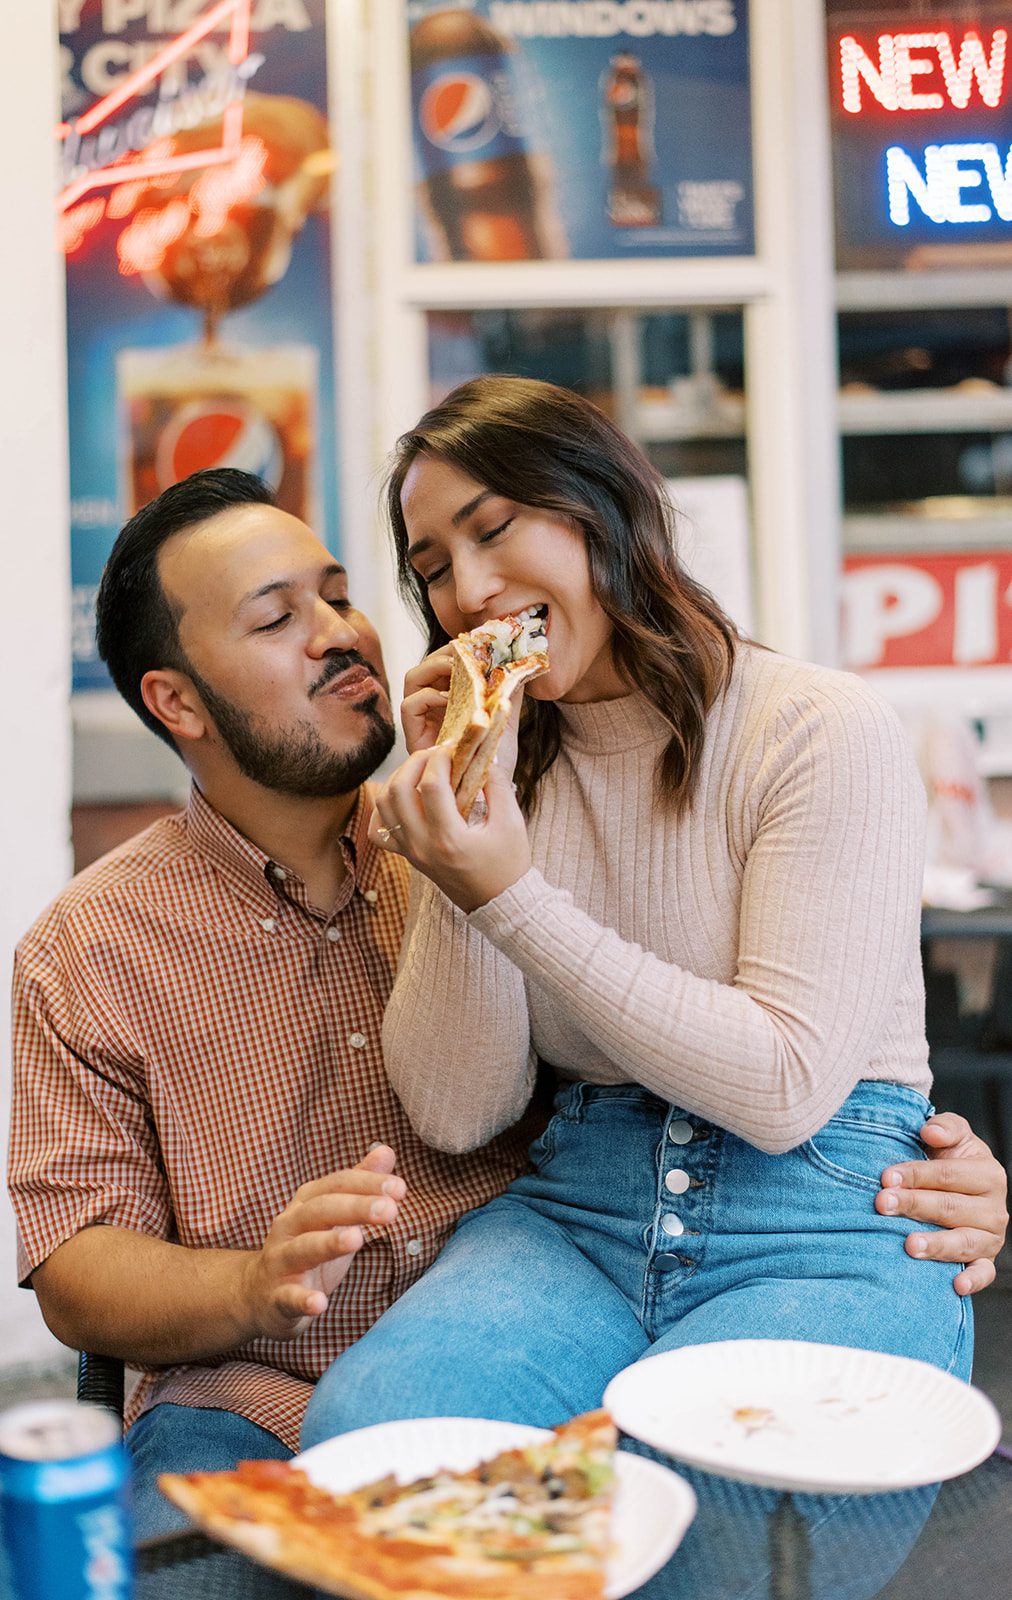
[57,0,253,214]
[830,17,1012,261]
[839,30,1007,114]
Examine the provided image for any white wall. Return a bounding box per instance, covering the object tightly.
[0,10,74,1365]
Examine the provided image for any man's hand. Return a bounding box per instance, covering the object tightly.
[244,1146,405,1339]
[875,1113,1008,1295]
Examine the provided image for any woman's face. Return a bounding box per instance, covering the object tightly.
[400,453,627,704]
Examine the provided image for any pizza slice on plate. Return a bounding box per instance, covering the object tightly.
[159,1408,617,1600]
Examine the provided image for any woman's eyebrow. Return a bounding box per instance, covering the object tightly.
[407,490,495,561]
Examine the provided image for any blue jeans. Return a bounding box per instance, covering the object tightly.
[302,1081,971,1445]
[127,1403,291,1541]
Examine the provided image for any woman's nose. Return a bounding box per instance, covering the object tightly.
[452,554,505,622]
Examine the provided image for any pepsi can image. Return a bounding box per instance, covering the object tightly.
[409,8,567,261]
[117,341,318,523]
[0,1400,132,1600]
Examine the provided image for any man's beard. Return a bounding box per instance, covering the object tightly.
[185,653,396,798]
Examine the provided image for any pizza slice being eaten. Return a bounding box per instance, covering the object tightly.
[159,1408,617,1600]
[437,605,549,818]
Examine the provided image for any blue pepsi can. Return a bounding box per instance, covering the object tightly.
[0,1400,132,1599]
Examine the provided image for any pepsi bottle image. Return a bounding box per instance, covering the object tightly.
[410,9,566,261]
[602,53,661,228]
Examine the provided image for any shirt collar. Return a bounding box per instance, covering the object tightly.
[182,783,383,915]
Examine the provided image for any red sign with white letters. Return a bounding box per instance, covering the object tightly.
[841,551,1012,669]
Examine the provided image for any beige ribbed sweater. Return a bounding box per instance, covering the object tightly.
[381,644,930,1157]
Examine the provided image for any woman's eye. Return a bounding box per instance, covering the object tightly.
[421,564,449,588]
[255,614,290,633]
[479,517,513,544]
[328,597,352,612]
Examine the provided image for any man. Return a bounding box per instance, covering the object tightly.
[8,470,1007,1542]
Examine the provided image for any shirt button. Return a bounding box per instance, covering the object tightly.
[270,865,286,881]
[260,917,277,933]
[664,1168,690,1195]
[326,927,341,943]
[660,1212,685,1237]
[363,889,378,905]
[348,1032,367,1050]
[667,1119,693,1145]
[405,1239,423,1258]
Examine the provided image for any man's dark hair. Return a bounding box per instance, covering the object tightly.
[95,469,275,750]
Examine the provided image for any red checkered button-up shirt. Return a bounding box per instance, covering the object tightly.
[9,784,530,1449]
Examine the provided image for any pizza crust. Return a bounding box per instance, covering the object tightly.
[158,1412,614,1600]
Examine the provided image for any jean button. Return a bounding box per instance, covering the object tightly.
[653,1252,683,1271]
[660,1212,685,1237]
[664,1168,690,1195]
[667,1119,693,1145]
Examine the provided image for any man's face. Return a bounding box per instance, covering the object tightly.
[159,503,395,797]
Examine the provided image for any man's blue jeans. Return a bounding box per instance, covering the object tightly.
[126,1403,291,1540]
[303,1081,972,1446]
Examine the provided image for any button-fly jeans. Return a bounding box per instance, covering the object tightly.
[302,1081,972,1447]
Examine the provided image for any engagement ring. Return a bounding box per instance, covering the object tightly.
[376,825,403,845]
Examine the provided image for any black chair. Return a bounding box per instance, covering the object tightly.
[77,1350,126,1422]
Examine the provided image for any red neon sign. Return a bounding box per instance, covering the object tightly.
[838,27,1008,115]
[57,0,252,213]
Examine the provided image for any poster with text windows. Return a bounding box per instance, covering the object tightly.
[406,0,754,264]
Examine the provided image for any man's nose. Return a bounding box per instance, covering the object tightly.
[309,599,359,655]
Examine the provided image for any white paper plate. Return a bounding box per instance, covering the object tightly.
[603,1340,1002,1494]
[296,1416,697,1598]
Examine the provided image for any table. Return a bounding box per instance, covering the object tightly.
[135,1444,1012,1600]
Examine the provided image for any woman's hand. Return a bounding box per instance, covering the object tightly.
[369,744,531,914]
[401,647,456,755]
[875,1112,1008,1294]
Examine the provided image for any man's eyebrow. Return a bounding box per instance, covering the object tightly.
[406,490,495,561]
[234,563,347,614]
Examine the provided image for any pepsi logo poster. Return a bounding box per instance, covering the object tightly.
[59,0,336,692]
[406,1,754,263]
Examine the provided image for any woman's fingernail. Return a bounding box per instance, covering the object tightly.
[880,1192,899,1213]
[882,1169,902,1187]
[371,1198,395,1221]
[909,1236,927,1257]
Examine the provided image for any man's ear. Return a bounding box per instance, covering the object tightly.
[140,669,208,745]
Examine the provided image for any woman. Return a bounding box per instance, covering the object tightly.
[303,377,1004,1443]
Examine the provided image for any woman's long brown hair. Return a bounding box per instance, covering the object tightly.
[385,376,738,814]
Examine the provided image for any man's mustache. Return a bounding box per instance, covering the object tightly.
[309,651,382,699]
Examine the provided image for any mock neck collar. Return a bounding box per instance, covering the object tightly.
[556,691,664,754]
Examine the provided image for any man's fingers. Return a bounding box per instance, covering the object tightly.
[274,1283,327,1321]
[283,1193,400,1238]
[876,1181,1004,1237]
[357,1144,398,1176]
[952,1260,997,1296]
[882,1158,995,1196]
[274,1225,366,1277]
[902,1226,998,1265]
[293,1161,403,1205]
[920,1112,973,1148]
